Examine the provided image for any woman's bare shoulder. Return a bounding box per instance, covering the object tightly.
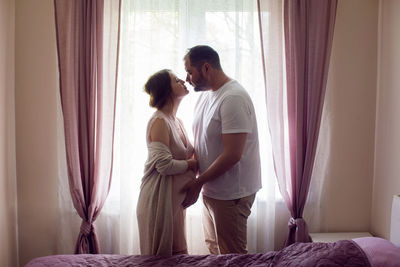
[149,117,170,147]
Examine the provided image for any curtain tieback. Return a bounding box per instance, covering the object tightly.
[80,220,93,236]
[288,217,306,229]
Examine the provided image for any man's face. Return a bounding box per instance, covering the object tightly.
[184,57,208,92]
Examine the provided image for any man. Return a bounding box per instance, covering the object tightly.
[181,45,261,254]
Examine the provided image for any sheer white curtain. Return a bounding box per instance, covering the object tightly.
[57,0,276,254]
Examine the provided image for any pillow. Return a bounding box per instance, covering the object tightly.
[353,237,400,267]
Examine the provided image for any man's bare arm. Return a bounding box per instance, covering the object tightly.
[181,132,248,208]
[197,132,247,184]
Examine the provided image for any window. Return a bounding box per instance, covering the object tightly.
[102,0,276,254]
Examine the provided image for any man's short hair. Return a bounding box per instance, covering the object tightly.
[184,45,222,71]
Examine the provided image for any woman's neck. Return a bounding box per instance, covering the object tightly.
[160,99,181,118]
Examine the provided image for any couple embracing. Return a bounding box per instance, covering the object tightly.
[136,45,262,256]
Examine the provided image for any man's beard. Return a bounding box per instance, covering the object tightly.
[194,86,207,92]
[193,72,208,92]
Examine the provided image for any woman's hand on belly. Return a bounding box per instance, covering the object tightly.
[172,171,196,209]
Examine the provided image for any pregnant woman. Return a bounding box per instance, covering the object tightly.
[137,69,197,256]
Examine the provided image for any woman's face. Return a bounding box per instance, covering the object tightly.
[169,72,189,99]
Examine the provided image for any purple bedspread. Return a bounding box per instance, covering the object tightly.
[25,239,374,267]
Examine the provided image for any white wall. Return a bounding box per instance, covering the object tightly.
[15,0,59,266]
[0,0,18,266]
[371,0,400,239]
[316,0,378,232]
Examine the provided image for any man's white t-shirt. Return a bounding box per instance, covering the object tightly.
[193,80,262,200]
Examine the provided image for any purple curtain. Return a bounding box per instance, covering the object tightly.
[54,0,121,253]
[283,0,337,246]
[258,0,338,248]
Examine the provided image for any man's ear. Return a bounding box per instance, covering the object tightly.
[203,63,210,74]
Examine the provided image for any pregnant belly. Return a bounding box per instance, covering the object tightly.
[172,170,196,209]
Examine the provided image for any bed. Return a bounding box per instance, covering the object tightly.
[25,237,400,267]
[26,195,400,266]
